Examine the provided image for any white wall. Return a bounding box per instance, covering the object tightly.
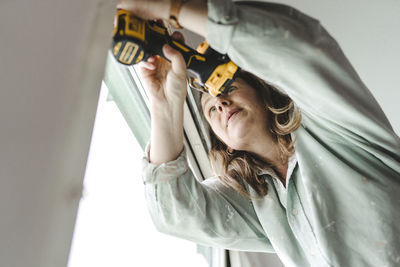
[0,0,115,266]
[276,0,400,134]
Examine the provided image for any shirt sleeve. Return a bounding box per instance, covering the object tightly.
[205,0,400,172]
[142,144,273,252]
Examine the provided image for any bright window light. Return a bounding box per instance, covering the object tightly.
[68,82,208,267]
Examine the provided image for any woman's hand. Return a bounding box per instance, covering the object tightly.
[139,31,188,109]
[143,31,188,164]
[117,0,207,37]
[117,0,170,20]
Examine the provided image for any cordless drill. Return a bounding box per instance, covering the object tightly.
[111,9,240,96]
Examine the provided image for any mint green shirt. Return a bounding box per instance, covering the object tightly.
[142,1,400,266]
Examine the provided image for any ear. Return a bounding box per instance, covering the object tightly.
[227,147,234,153]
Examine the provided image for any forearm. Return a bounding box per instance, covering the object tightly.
[117,0,207,36]
[179,0,208,37]
[149,101,185,164]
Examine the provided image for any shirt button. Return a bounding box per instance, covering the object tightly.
[311,247,317,256]
[291,209,298,215]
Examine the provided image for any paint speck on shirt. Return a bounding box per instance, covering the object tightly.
[322,221,336,232]
[376,240,388,247]
[314,191,322,204]
[224,204,235,228]
[310,247,318,256]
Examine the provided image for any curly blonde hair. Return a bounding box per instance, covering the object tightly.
[201,70,302,197]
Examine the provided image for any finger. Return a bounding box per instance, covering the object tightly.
[139,65,158,87]
[116,1,130,10]
[138,61,156,70]
[139,57,159,73]
[139,65,153,77]
[147,55,156,63]
[171,31,185,43]
[162,44,187,76]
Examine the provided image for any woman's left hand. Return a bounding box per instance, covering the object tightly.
[118,0,208,37]
[117,0,171,20]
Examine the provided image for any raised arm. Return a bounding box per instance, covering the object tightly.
[116,0,207,162]
[138,35,187,164]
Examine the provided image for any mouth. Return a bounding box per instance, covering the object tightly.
[227,109,241,126]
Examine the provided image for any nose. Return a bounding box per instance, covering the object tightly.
[215,97,231,112]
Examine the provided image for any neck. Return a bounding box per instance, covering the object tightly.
[250,137,283,164]
[243,135,288,182]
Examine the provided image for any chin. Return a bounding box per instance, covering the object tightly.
[228,129,251,150]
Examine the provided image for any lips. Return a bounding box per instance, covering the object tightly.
[226,109,241,126]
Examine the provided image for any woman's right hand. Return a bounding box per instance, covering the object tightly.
[143,32,188,164]
[139,32,188,110]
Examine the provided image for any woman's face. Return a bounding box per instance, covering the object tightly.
[201,78,270,151]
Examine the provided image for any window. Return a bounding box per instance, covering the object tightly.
[68,82,208,267]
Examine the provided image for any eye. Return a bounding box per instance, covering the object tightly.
[209,105,216,116]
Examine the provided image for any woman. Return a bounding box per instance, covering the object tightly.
[119,0,400,266]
